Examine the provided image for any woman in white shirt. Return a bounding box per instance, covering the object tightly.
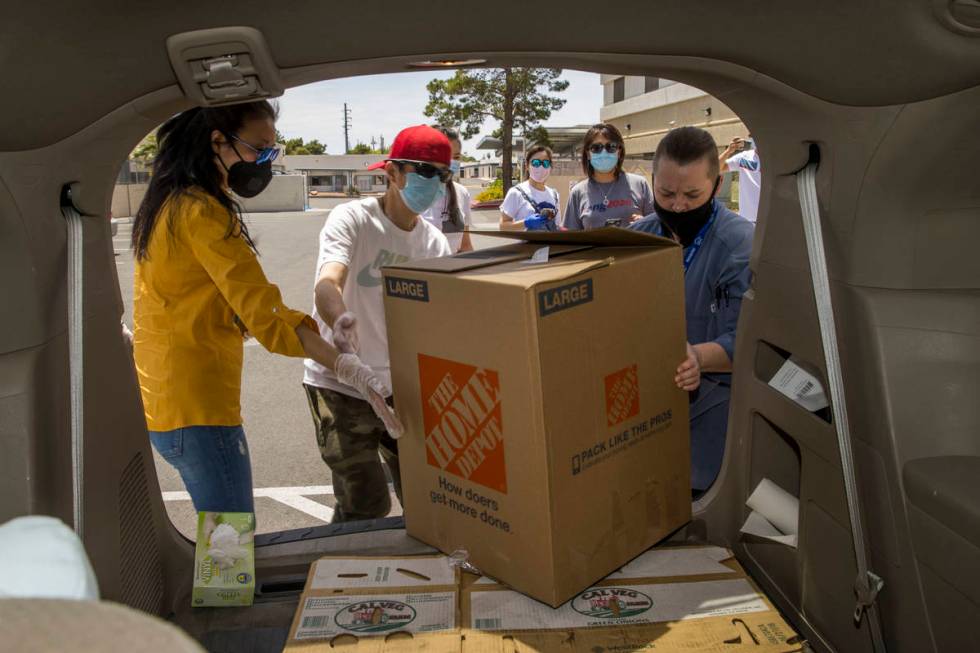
[420,125,473,252]
[499,145,561,231]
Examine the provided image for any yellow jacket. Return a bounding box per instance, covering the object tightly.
[133,190,315,431]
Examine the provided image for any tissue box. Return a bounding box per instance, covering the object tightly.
[192,512,255,607]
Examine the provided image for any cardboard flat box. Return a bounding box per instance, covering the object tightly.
[192,512,255,607]
[382,229,693,606]
[283,547,804,653]
[285,554,459,646]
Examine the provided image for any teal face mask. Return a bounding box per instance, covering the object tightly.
[399,172,444,213]
[450,160,461,176]
[590,151,618,174]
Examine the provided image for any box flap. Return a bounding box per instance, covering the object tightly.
[469,227,678,248]
[384,242,594,274]
[308,555,458,590]
[462,255,615,289]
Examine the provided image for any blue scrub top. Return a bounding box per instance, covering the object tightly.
[630,201,754,489]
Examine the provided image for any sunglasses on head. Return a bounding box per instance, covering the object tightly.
[529,159,552,168]
[231,135,281,164]
[393,159,453,183]
[588,142,621,154]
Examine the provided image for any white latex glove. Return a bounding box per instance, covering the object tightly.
[332,311,359,354]
[121,323,133,350]
[334,353,405,439]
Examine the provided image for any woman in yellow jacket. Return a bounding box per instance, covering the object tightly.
[131,101,400,514]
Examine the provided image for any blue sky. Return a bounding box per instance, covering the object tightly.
[275,69,602,158]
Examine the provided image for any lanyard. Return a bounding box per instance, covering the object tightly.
[677,202,719,273]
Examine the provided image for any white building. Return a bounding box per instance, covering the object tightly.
[599,76,747,157]
[459,158,502,182]
[283,154,388,194]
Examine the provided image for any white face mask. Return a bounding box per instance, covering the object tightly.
[529,165,551,183]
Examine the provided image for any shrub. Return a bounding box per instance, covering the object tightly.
[475,178,503,202]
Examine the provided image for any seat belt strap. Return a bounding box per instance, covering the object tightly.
[797,161,886,651]
[61,185,85,539]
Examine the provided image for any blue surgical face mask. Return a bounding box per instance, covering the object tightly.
[450,160,461,176]
[399,172,444,214]
[590,150,618,174]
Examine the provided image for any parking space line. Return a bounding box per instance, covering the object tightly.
[162,484,338,522]
[162,484,335,501]
[267,493,334,523]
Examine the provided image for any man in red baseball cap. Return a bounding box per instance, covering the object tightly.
[302,125,454,522]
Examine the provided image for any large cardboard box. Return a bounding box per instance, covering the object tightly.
[382,229,693,607]
[283,547,804,653]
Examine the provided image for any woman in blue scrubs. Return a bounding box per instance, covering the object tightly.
[631,126,754,495]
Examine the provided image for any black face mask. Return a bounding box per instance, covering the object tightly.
[654,178,719,246]
[226,159,273,198]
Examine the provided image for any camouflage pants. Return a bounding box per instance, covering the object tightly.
[303,384,403,523]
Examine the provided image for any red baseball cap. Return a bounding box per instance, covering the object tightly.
[366,125,452,170]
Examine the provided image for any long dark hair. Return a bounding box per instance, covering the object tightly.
[581,123,626,178]
[432,125,462,226]
[132,101,277,261]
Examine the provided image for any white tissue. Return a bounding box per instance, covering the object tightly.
[208,523,248,568]
[740,478,799,548]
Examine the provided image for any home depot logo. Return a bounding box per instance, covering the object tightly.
[418,354,506,493]
[605,365,640,427]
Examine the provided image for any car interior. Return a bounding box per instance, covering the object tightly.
[1,1,978,651]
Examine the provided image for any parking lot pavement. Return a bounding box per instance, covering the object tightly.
[114,199,504,538]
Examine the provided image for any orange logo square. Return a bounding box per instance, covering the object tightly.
[605,365,640,427]
[418,354,507,493]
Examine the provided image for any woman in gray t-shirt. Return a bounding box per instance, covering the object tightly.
[560,123,655,230]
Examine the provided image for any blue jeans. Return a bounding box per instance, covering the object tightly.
[149,425,254,513]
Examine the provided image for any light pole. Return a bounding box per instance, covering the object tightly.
[343,103,352,154]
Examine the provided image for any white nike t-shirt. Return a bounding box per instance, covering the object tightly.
[725,149,761,223]
[303,197,452,397]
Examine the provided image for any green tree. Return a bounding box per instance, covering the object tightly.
[131,133,158,161]
[424,68,568,193]
[524,125,554,150]
[284,138,307,155]
[349,142,372,154]
[305,139,326,155]
[277,131,327,155]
